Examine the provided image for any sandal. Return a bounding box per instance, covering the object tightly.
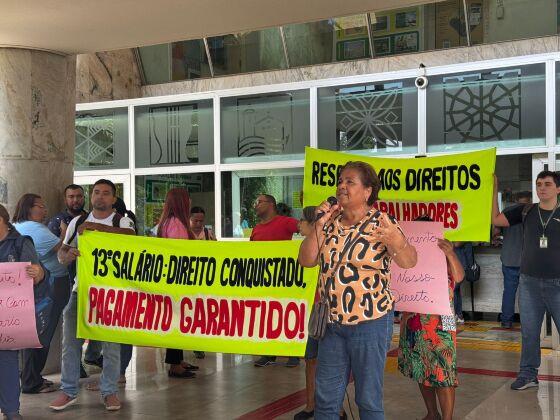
[22,382,57,394]
[168,369,196,379]
[180,361,199,371]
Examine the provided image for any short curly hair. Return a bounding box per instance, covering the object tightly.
[339,161,381,206]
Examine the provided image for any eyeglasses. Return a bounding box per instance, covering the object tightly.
[254,200,271,206]
[33,204,47,209]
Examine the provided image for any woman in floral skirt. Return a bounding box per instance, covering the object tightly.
[398,222,464,420]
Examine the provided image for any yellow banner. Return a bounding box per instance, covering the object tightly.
[77,232,316,356]
[303,147,496,241]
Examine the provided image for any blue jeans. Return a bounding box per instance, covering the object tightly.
[120,345,133,375]
[453,283,463,317]
[501,265,520,323]
[315,311,393,420]
[518,274,560,380]
[60,293,120,398]
[0,350,20,415]
[84,340,102,362]
[454,244,472,317]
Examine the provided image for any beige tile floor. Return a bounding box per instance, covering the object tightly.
[17,321,560,419]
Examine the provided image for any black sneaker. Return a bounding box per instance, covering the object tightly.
[511,377,539,390]
[501,321,513,329]
[293,409,314,420]
[285,357,300,368]
[254,356,276,367]
[84,356,103,369]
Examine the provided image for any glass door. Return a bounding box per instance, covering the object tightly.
[73,174,131,212]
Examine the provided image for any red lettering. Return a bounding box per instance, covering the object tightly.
[112,290,124,327]
[103,289,115,326]
[266,301,283,339]
[402,202,411,221]
[206,298,219,335]
[192,298,206,334]
[230,300,245,336]
[245,300,260,337]
[449,203,459,229]
[88,287,98,323]
[436,202,445,223]
[387,202,396,218]
[258,300,267,338]
[284,302,299,340]
[217,299,231,336]
[134,292,146,329]
[95,288,105,325]
[411,203,419,220]
[143,294,155,330]
[161,296,173,331]
[180,297,192,333]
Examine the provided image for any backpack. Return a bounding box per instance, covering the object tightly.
[67,212,122,282]
[12,233,53,340]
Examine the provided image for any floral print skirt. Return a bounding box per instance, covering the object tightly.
[398,313,458,388]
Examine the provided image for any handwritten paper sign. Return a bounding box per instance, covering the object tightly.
[0,262,41,350]
[391,221,452,316]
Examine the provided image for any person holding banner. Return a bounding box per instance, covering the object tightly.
[397,216,464,420]
[0,204,45,420]
[251,193,300,368]
[298,161,417,420]
[49,179,135,412]
[12,193,71,394]
[157,187,200,378]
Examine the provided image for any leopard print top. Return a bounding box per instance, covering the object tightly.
[319,209,400,325]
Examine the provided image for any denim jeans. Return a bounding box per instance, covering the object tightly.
[454,244,472,317]
[60,292,120,398]
[21,274,72,392]
[0,350,20,415]
[501,265,520,324]
[315,311,394,420]
[85,340,102,362]
[120,345,133,375]
[518,274,560,380]
[453,283,463,317]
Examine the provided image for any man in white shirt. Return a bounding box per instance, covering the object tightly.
[49,179,135,412]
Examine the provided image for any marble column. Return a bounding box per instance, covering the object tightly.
[0,48,76,217]
[0,49,76,375]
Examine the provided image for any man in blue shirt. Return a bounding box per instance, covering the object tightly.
[47,184,86,239]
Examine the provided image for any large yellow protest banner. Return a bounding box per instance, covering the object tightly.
[303,147,496,241]
[77,232,317,356]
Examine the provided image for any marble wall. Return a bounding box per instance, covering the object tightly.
[142,36,560,97]
[0,48,76,216]
[76,49,142,103]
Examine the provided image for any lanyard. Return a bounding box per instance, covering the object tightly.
[537,203,559,236]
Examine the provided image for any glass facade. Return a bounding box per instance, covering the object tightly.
[318,80,418,156]
[75,53,560,239]
[220,90,310,163]
[207,29,287,76]
[427,63,546,152]
[283,15,370,67]
[221,168,304,238]
[135,173,215,236]
[135,100,214,168]
[74,108,129,170]
[136,1,559,84]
